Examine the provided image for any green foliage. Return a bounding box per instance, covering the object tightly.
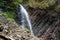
[55,4,60,12]
[23,0,55,9]
[0,0,23,12]
[0,0,60,22]
[0,0,23,22]
[3,12,15,22]
[23,0,60,12]
[0,11,15,22]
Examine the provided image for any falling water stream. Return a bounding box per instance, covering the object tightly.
[17,4,59,37]
[18,4,34,35]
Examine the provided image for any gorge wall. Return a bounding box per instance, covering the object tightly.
[28,7,60,40]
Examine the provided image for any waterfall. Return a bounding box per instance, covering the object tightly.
[18,4,34,35]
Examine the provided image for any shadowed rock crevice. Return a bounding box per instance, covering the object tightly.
[0,35,11,40]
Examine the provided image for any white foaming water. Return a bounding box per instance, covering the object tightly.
[19,4,34,35]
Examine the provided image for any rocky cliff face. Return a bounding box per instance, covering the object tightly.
[14,6,60,40]
[28,7,60,40]
[0,14,41,40]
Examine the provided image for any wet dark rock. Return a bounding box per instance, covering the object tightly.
[11,5,60,40]
[27,7,60,40]
[0,25,4,32]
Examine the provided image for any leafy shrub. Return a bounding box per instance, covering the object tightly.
[0,0,23,22]
[24,0,55,9]
[3,12,15,22]
[55,4,60,12]
[0,0,23,12]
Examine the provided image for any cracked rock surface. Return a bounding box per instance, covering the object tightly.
[0,14,60,40]
[0,15,40,40]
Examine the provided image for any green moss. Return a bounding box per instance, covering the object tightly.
[0,0,23,22]
[23,0,55,9]
[55,4,60,12]
[0,19,2,22]
[25,28,30,33]
[3,12,15,22]
[0,0,23,12]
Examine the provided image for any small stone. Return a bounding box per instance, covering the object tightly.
[3,29,8,34]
